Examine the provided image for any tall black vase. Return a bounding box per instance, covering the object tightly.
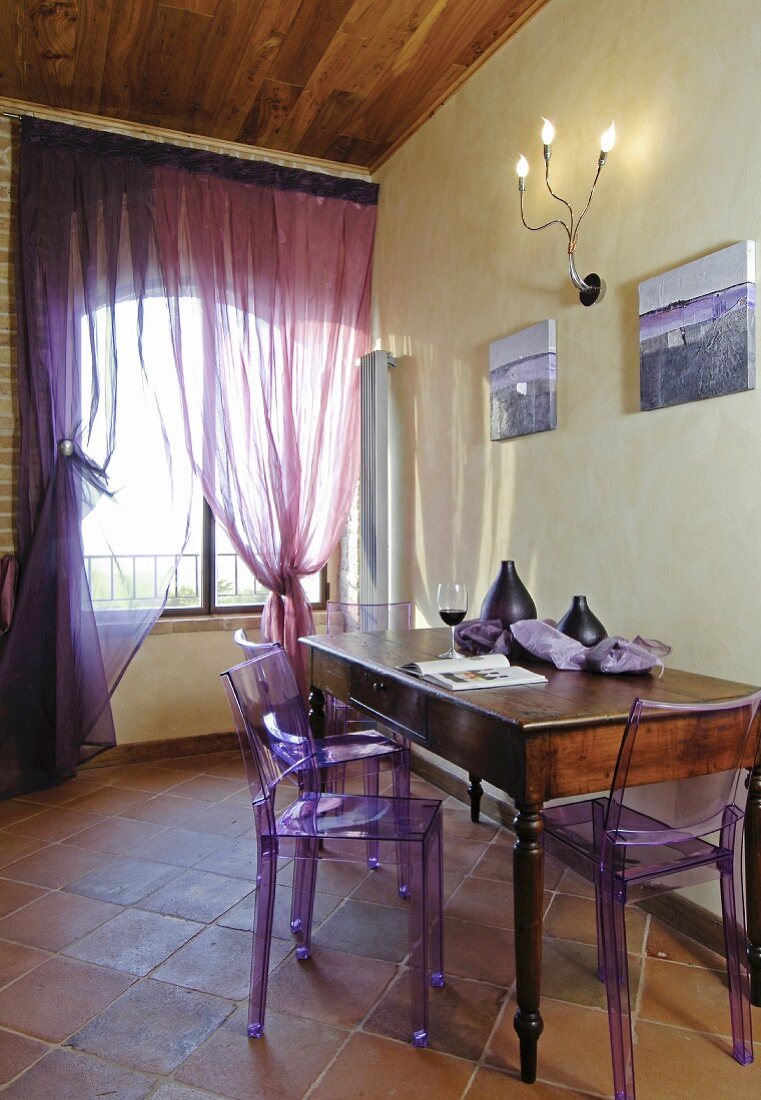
[479,560,537,627]
[557,595,607,647]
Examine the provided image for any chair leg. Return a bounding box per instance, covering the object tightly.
[248,838,277,1038]
[468,773,483,822]
[364,759,381,870]
[290,836,319,960]
[407,841,430,1047]
[323,761,347,795]
[428,811,445,990]
[601,871,635,1100]
[393,746,412,898]
[592,800,606,982]
[594,877,605,982]
[720,846,753,1065]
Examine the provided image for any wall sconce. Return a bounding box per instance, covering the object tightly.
[516,118,616,306]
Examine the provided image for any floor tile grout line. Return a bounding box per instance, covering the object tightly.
[1,756,750,1097]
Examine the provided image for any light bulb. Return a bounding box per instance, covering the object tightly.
[516,155,529,178]
[600,122,616,153]
[541,117,555,145]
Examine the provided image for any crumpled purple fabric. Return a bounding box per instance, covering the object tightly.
[454,619,513,656]
[510,619,671,676]
[455,617,671,676]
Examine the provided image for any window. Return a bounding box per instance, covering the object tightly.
[163,500,324,613]
[80,297,324,617]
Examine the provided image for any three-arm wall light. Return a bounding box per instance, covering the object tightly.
[517,118,616,306]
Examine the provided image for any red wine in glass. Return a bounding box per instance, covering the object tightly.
[437,582,468,658]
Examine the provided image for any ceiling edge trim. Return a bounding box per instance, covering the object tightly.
[0,96,372,182]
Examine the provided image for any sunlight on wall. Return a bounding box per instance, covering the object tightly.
[373,0,761,688]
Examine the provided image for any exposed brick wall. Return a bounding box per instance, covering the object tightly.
[0,120,17,555]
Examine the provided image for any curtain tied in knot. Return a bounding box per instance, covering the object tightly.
[261,574,315,698]
[58,439,113,511]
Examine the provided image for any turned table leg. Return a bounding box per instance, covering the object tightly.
[308,686,326,742]
[746,765,761,1005]
[468,773,483,823]
[513,803,545,1083]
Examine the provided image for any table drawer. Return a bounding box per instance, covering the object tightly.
[349,668,427,742]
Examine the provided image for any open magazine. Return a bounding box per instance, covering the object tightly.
[397,653,547,692]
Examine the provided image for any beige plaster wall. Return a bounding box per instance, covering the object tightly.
[110,628,245,746]
[374,0,761,915]
[375,0,761,687]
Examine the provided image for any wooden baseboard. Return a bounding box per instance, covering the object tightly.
[80,731,239,769]
[412,749,727,959]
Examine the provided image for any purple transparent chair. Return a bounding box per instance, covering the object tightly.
[234,629,410,891]
[221,649,444,1046]
[543,690,761,1100]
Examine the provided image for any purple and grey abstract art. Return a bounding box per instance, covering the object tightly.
[639,241,755,412]
[489,319,557,441]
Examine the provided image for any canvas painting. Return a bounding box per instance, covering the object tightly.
[489,320,557,441]
[639,241,756,411]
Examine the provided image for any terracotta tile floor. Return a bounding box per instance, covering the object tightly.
[0,752,759,1098]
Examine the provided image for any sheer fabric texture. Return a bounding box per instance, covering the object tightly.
[0,119,376,797]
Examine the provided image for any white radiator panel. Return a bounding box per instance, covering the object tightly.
[359,350,396,604]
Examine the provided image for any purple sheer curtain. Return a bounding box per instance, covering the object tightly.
[0,119,377,798]
[0,124,196,798]
[154,170,375,690]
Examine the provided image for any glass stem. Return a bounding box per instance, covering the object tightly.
[451,625,456,656]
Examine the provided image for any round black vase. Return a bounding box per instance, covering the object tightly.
[557,595,607,647]
[479,560,537,628]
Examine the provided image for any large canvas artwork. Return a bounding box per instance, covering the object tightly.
[489,320,557,441]
[639,241,756,411]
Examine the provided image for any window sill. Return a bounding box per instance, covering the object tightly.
[150,609,328,636]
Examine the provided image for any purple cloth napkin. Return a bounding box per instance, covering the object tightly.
[454,619,513,656]
[511,619,671,676]
[455,617,671,676]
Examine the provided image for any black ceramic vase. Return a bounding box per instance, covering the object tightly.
[557,595,607,647]
[479,560,537,627]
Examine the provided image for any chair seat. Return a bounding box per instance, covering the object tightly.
[544,798,736,885]
[316,732,404,767]
[277,792,441,842]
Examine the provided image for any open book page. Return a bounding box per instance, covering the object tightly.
[398,653,512,677]
[398,653,547,691]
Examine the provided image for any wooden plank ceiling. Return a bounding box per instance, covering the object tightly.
[0,0,546,172]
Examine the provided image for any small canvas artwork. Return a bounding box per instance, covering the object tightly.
[489,320,557,441]
[639,241,756,411]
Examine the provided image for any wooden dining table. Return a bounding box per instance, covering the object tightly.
[301,626,761,1084]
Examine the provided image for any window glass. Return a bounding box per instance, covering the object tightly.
[81,298,323,614]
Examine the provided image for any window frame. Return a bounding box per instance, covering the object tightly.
[161,500,327,618]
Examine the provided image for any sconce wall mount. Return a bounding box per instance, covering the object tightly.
[516,118,616,307]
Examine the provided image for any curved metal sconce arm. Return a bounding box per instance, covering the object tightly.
[516,125,614,307]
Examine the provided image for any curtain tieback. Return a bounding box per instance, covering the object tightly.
[58,438,114,502]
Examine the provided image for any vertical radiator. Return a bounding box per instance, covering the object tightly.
[359,350,396,605]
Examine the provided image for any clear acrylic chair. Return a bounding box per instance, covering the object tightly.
[542,690,761,1100]
[233,628,411,890]
[325,600,413,739]
[221,650,444,1046]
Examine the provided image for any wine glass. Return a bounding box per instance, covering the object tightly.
[437,582,468,658]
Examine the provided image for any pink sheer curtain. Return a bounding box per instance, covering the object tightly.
[154,169,376,689]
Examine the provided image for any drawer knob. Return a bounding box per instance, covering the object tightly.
[372,680,386,693]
